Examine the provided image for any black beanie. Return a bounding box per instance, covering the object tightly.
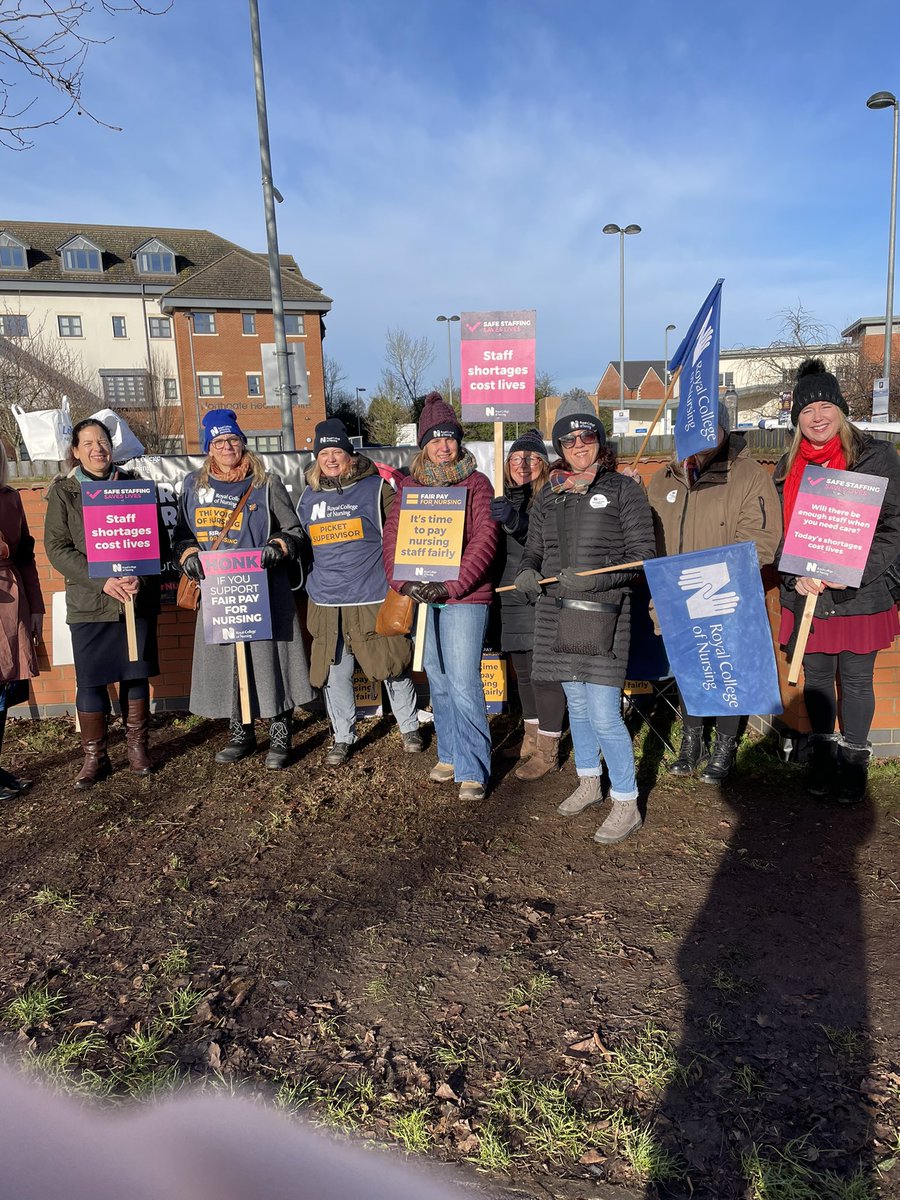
[314,418,354,456]
[791,358,849,426]
[508,428,549,461]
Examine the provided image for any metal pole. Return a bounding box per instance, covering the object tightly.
[664,324,675,432]
[446,320,454,407]
[618,232,625,409]
[248,0,295,450]
[885,102,898,388]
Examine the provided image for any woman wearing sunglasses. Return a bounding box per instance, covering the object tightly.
[514,395,655,844]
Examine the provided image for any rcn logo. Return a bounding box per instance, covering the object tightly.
[678,562,740,619]
[485,407,495,417]
[311,501,327,521]
[806,560,818,573]
[415,566,425,577]
[221,626,236,640]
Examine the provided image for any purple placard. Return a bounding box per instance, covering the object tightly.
[81,480,160,578]
[779,465,888,587]
[393,487,466,582]
[460,309,536,422]
[200,549,272,644]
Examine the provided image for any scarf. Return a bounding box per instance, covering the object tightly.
[782,435,846,526]
[74,465,118,483]
[209,456,252,484]
[549,461,602,495]
[416,448,477,486]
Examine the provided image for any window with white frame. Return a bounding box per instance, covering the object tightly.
[148,316,172,339]
[198,374,223,397]
[58,315,83,337]
[101,371,149,406]
[0,314,28,336]
[246,374,262,397]
[163,377,179,400]
[134,239,176,276]
[718,371,735,389]
[112,315,127,338]
[192,311,216,335]
[246,434,282,453]
[242,312,257,335]
[60,237,103,273]
[0,234,27,270]
[284,314,304,335]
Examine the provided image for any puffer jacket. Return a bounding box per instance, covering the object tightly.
[495,483,541,652]
[648,434,782,566]
[44,469,165,624]
[519,466,656,687]
[382,464,497,604]
[776,431,900,621]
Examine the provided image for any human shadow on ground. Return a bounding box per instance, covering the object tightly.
[648,741,876,1198]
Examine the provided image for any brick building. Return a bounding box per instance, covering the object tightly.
[0,221,331,454]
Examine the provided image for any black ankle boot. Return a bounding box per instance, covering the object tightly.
[699,733,739,784]
[806,735,838,798]
[836,741,870,805]
[215,718,257,764]
[668,726,708,776]
[265,710,292,770]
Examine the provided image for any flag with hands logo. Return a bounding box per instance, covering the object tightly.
[669,279,724,461]
[644,542,781,717]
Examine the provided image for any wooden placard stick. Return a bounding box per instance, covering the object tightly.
[787,590,817,686]
[630,369,680,465]
[412,601,428,672]
[496,559,645,593]
[493,422,505,498]
[235,642,252,723]
[124,596,138,662]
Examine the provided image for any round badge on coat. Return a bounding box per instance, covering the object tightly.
[666,489,678,503]
[589,494,609,509]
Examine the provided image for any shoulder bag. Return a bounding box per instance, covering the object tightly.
[176,486,253,612]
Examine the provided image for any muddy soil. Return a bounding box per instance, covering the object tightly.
[0,705,898,1199]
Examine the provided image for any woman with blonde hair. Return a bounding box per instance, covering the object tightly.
[777,359,900,803]
[173,409,313,767]
[490,429,567,779]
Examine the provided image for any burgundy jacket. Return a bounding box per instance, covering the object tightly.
[382,468,497,604]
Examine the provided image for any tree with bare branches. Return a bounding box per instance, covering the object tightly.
[0,0,172,151]
[383,326,434,410]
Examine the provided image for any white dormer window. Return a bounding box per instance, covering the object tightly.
[0,232,28,270]
[59,235,103,273]
[133,238,176,276]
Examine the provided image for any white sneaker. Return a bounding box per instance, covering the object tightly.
[593,800,643,845]
[557,776,602,816]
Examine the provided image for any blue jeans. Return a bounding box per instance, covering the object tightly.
[323,629,419,744]
[561,681,637,801]
[423,603,491,785]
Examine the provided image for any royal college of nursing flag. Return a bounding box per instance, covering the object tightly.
[669,279,724,462]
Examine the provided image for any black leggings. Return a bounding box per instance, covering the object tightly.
[802,650,878,746]
[76,678,149,714]
[509,651,567,734]
[679,690,741,738]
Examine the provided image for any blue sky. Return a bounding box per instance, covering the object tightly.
[8,0,900,396]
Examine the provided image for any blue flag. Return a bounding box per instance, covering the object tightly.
[669,278,723,461]
[643,542,782,718]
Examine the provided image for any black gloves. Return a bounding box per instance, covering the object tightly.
[558,567,596,592]
[514,568,543,599]
[400,580,450,604]
[260,541,287,569]
[489,496,522,532]
[181,553,205,582]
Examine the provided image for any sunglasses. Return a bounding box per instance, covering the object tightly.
[559,430,599,449]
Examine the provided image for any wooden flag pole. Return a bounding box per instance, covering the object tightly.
[412,602,428,672]
[787,591,817,686]
[493,422,505,498]
[496,558,645,593]
[630,369,680,465]
[124,596,138,662]
[235,642,252,723]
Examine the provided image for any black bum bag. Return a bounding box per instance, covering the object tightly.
[552,596,622,657]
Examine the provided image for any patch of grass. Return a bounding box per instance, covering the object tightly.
[594,1022,695,1094]
[602,1110,684,1183]
[158,947,189,980]
[250,808,293,842]
[503,971,557,1013]
[733,1063,764,1097]
[472,1122,513,1171]
[121,1025,167,1073]
[171,713,204,730]
[742,1139,874,1200]
[820,1025,866,1060]
[15,721,70,754]
[710,967,754,997]
[433,1040,471,1070]
[23,1031,113,1097]
[488,1073,588,1164]
[314,1082,363,1132]
[363,976,391,1003]
[32,887,80,914]
[161,986,206,1032]
[3,985,68,1029]
[391,1108,432,1153]
[274,1075,319,1111]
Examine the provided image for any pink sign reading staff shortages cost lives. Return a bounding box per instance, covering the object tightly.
[460,309,536,422]
[81,480,161,578]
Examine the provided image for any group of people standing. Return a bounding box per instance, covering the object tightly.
[0,358,894,842]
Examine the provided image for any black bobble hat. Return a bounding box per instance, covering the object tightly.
[314,417,354,456]
[508,428,549,461]
[417,392,463,448]
[791,358,849,426]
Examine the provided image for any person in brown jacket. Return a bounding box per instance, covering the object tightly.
[645,409,782,783]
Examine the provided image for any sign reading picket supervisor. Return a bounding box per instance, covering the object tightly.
[200,549,272,644]
[81,480,161,578]
[393,488,466,582]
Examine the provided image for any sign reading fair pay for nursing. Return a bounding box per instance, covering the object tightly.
[392,488,466,582]
[199,549,272,644]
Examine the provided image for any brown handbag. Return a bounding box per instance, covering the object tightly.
[176,486,253,613]
[374,587,415,637]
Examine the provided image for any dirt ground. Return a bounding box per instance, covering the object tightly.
[1,701,899,1200]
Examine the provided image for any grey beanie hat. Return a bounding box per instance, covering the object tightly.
[551,394,606,455]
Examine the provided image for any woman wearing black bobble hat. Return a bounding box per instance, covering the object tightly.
[776,358,900,803]
[490,429,567,779]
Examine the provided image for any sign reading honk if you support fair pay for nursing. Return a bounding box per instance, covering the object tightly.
[393,488,466,582]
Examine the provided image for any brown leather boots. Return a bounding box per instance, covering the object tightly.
[73,699,153,789]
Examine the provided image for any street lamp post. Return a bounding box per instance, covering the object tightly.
[664,323,676,432]
[355,386,366,440]
[602,224,642,409]
[867,91,899,401]
[436,315,460,406]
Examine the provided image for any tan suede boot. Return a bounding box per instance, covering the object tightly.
[515,732,560,781]
[502,723,539,760]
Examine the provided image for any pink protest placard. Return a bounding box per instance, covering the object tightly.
[81,480,161,578]
[460,309,536,422]
[779,466,888,587]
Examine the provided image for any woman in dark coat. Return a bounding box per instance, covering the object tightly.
[776,359,900,803]
[490,428,566,779]
[44,419,164,788]
[515,395,656,844]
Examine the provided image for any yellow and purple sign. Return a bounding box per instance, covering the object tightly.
[393,487,466,582]
[460,309,536,422]
[81,480,160,578]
